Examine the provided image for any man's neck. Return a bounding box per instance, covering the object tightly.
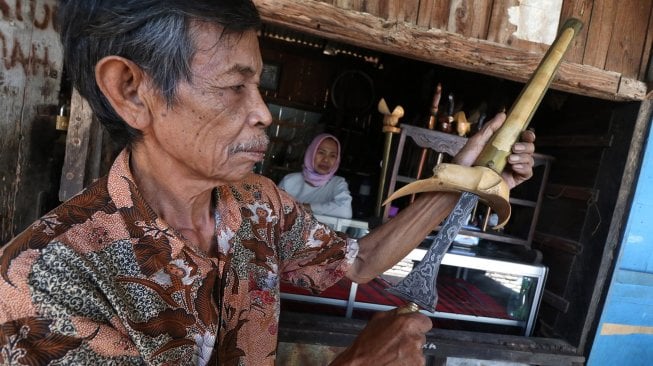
[129,147,217,255]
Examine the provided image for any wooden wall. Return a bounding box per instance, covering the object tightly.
[532,94,644,352]
[0,0,63,243]
[318,0,653,81]
[256,0,652,101]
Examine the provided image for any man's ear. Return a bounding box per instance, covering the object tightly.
[95,56,152,130]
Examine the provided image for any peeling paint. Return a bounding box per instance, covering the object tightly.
[601,322,653,336]
[628,235,645,244]
[507,0,562,45]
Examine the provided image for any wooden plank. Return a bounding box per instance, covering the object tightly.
[361,0,381,17]
[254,0,647,101]
[350,0,365,11]
[545,184,597,202]
[534,232,582,255]
[379,0,417,23]
[605,0,653,79]
[639,3,653,80]
[558,0,593,64]
[59,89,96,201]
[0,0,62,242]
[619,77,648,101]
[279,312,585,365]
[487,0,517,45]
[543,290,571,313]
[416,0,435,28]
[401,0,420,24]
[380,0,398,21]
[334,0,354,10]
[448,0,493,40]
[430,0,452,30]
[0,19,26,242]
[277,342,344,365]
[582,0,617,69]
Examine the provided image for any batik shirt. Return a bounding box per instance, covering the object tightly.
[0,149,358,365]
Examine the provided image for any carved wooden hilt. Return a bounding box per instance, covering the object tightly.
[378,98,403,134]
[375,98,404,217]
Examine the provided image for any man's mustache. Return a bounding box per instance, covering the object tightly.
[229,135,270,154]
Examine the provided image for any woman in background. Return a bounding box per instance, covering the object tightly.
[278,133,353,218]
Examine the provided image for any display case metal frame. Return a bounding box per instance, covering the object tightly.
[280,215,548,336]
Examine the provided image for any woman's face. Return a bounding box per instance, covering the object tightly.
[313,138,339,175]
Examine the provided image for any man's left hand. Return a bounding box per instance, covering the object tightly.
[453,112,535,189]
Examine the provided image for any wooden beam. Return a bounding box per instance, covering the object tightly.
[59,89,97,201]
[639,4,653,80]
[254,0,647,101]
[544,184,598,202]
[543,289,571,313]
[534,231,583,255]
[280,312,585,365]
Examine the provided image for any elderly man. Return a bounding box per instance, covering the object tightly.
[0,1,535,365]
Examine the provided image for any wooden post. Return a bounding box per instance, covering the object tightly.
[375,99,403,218]
[59,90,103,201]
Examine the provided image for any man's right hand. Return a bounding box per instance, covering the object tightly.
[330,307,432,366]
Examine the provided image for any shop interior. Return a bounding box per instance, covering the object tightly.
[255,23,640,358]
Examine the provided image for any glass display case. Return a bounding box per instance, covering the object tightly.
[280,216,547,336]
[393,244,548,336]
[312,214,370,239]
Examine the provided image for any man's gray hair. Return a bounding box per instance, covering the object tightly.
[56,0,261,148]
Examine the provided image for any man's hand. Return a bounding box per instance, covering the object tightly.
[330,308,431,366]
[453,112,536,189]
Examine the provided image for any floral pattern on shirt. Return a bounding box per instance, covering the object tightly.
[0,149,357,365]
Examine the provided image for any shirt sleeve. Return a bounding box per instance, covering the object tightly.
[277,192,358,294]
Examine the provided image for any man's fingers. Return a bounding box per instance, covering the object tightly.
[386,308,432,341]
[508,154,534,166]
[476,112,506,141]
[512,142,535,155]
[521,129,536,143]
[412,313,433,333]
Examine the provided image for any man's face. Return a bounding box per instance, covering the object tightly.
[142,23,272,185]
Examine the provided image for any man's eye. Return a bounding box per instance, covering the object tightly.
[230,84,246,92]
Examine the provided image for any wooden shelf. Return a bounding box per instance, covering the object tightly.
[510,198,536,208]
